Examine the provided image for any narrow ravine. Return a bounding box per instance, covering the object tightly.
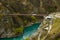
[0,23,40,40]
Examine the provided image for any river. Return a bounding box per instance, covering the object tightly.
[0,23,40,40]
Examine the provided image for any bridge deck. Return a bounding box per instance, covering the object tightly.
[0,14,47,16]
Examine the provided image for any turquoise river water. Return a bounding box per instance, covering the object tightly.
[0,23,41,40]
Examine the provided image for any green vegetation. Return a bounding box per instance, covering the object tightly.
[14,26,24,35]
[45,17,60,40]
[25,37,30,40]
[0,15,3,19]
[50,18,60,34]
[55,37,60,40]
[31,16,37,22]
[46,6,57,13]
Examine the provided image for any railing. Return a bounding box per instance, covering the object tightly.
[0,14,47,16]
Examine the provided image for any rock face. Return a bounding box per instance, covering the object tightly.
[0,0,60,38]
[39,13,60,40]
[28,13,60,40]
